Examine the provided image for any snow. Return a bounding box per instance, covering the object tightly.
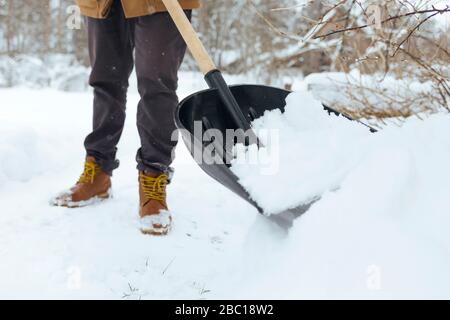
[231,89,450,299]
[0,55,89,91]
[0,76,256,299]
[246,113,450,298]
[1,72,450,299]
[231,89,372,214]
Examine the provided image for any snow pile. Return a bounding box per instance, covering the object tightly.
[0,120,75,188]
[230,92,450,298]
[0,123,49,186]
[231,89,372,214]
[0,89,93,188]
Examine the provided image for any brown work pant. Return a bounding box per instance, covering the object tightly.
[84,0,190,175]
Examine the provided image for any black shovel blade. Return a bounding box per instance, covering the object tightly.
[176,85,289,213]
[175,84,375,221]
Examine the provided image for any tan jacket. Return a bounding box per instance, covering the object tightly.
[76,0,200,19]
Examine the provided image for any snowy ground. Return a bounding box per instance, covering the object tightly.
[1,72,450,299]
[0,72,258,299]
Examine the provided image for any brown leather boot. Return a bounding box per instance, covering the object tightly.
[52,156,112,208]
[139,171,172,236]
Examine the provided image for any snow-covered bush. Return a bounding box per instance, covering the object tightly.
[11,55,51,88]
[302,71,448,126]
[0,55,18,87]
[0,54,89,92]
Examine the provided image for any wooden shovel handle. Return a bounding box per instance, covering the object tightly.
[162,0,216,75]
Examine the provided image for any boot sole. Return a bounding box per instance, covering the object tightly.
[53,190,112,208]
[140,226,171,236]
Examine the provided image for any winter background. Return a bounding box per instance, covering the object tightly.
[0,0,449,299]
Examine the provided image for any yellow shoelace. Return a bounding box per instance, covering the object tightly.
[78,162,99,184]
[140,173,168,202]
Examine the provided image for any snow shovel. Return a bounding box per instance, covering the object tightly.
[163,0,375,229]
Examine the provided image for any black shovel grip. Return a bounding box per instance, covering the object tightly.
[205,70,252,132]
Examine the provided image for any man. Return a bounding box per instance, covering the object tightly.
[53,0,200,236]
